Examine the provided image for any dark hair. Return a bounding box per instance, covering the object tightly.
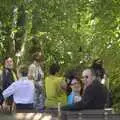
[4,56,12,62]
[65,67,84,95]
[18,65,28,77]
[49,63,60,75]
[91,59,105,79]
[4,56,11,60]
[66,76,83,96]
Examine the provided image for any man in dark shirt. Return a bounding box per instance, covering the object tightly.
[62,68,108,110]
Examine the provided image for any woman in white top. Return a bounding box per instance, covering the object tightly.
[28,52,44,110]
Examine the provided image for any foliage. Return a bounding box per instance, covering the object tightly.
[0,0,120,111]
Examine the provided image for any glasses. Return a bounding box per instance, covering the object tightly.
[71,82,79,86]
[82,75,89,79]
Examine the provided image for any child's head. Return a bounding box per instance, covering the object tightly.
[18,65,28,78]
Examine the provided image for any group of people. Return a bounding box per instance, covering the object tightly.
[0,52,45,111]
[0,53,112,112]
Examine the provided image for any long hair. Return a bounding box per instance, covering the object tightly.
[67,76,84,96]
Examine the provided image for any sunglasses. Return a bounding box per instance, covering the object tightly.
[82,75,89,79]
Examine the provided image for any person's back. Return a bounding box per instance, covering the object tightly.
[2,65,35,110]
[12,78,34,104]
[45,63,67,108]
[82,80,107,109]
[45,75,66,108]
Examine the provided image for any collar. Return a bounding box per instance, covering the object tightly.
[19,76,28,81]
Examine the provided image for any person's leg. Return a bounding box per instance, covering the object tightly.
[34,83,45,111]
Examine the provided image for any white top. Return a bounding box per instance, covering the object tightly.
[2,77,35,104]
[28,63,44,86]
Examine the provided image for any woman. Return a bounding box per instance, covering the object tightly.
[67,77,83,105]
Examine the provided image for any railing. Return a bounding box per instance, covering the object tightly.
[1,108,120,120]
[44,108,117,120]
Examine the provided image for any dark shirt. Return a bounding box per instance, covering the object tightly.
[2,68,14,90]
[0,88,4,105]
[2,68,15,105]
[62,80,108,110]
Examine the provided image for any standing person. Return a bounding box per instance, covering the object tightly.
[2,65,35,110]
[0,57,17,112]
[62,67,108,110]
[45,63,67,108]
[28,52,44,110]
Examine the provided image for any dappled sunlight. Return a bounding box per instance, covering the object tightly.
[40,115,52,120]
[25,113,35,119]
[15,113,52,120]
[32,113,42,120]
[16,113,25,119]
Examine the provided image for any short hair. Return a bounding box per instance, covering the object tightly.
[4,56,12,62]
[49,63,60,75]
[91,59,105,79]
[18,65,28,77]
[4,56,11,61]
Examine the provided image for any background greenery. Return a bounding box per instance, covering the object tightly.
[0,0,120,112]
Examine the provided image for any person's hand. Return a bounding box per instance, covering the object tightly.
[2,101,10,112]
[74,96,81,103]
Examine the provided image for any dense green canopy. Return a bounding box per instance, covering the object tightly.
[0,0,120,111]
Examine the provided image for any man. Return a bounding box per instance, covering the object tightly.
[62,67,108,110]
[2,65,35,110]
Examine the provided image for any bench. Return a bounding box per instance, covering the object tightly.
[1,108,120,120]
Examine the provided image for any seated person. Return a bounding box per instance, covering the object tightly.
[67,77,83,105]
[2,65,35,110]
[45,63,67,108]
[62,67,108,110]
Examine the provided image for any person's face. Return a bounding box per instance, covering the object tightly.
[82,69,93,89]
[70,79,81,92]
[5,57,13,69]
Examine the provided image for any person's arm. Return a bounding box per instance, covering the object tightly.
[28,64,35,80]
[67,93,74,105]
[39,66,44,79]
[0,70,2,89]
[60,79,67,91]
[2,82,16,99]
